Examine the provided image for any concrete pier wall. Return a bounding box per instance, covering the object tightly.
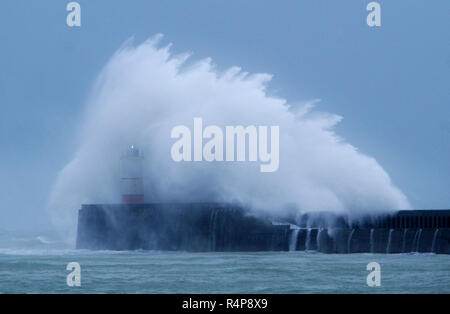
[76,203,290,251]
[289,228,450,254]
[290,210,450,229]
[76,204,450,254]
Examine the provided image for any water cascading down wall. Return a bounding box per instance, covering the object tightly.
[288,210,450,254]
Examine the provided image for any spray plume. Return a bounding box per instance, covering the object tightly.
[48,35,410,235]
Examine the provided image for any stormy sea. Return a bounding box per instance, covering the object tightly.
[0,231,448,294]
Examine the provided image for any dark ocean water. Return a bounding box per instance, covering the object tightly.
[0,232,448,294]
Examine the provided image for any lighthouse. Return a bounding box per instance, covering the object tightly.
[120,145,144,204]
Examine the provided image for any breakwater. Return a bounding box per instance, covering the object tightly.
[76,204,450,254]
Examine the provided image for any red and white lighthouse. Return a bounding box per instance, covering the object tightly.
[120,145,144,204]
